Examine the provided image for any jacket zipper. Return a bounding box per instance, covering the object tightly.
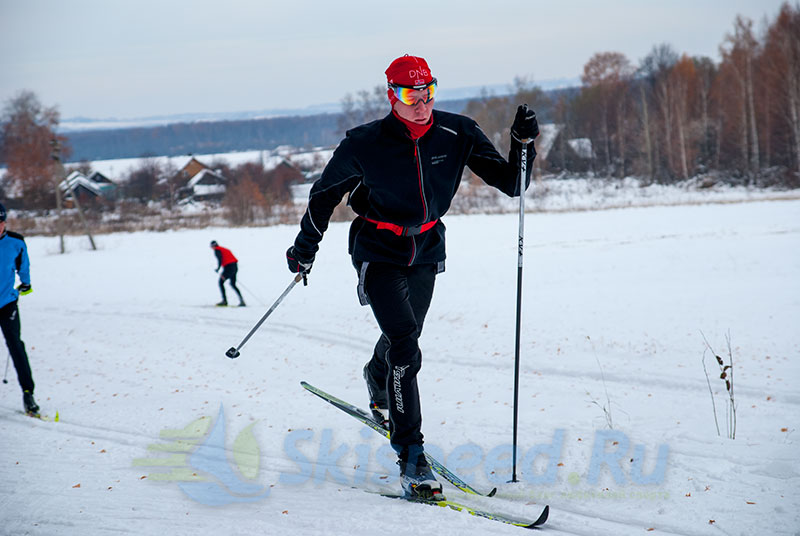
[414,139,428,222]
[409,140,427,265]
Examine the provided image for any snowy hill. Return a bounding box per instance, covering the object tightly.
[1,199,799,535]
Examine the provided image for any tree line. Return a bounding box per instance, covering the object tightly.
[338,4,799,188]
[454,3,799,187]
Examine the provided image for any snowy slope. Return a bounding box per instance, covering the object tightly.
[1,199,798,535]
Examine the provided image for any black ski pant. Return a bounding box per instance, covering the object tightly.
[0,300,34,393]
[219,262,244,303]
[361,262,437,449]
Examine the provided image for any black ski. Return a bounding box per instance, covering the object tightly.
[382,494,549,529]
[300,381,496,497]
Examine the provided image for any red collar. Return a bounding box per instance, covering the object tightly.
[392,110,433,140]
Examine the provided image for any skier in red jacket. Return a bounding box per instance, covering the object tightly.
[210,241,245,307]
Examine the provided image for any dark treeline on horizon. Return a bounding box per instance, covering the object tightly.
[64,113,345,162]
[60,96,512,163]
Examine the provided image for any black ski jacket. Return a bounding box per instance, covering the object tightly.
[293,110,535,267]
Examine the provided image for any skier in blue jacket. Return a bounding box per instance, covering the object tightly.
[0,203,38,415]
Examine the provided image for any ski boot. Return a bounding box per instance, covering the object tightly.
[216,300,228,307]
[363,364,389,428]
[396,444,444,501]
[238,300,246,307]
[369,401,388,428]
[23,390,40,415]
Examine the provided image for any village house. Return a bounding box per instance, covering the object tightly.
[59,170,118,205]
[174,157,227,202]
[534,124,595,175]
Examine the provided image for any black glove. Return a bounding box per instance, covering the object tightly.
[17,283,32,296]
[286,246,313,275]
[511,104,539,142]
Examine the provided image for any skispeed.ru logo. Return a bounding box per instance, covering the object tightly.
[133,405,270,506]
[132,406,670,505]
[280,427,669,497]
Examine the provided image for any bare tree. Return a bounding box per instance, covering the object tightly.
[124,158,163,203]
[160,160,180,209]
[641,44,680,182]
[670,55,702,180]
[632,75,655,181]
[462,88,512,149]
[694,56,719,170]
[0,90,67,208]
[581,52,635,177]
[224,177,267,225]
[720,16,762,180]
[339,85,389,133]
[264,162,304,204]
[762,2,800,175]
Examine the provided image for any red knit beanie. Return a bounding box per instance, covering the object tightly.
[385,55,434,106]
[385,55,433,87]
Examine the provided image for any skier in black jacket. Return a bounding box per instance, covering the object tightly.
[286,55,539,500]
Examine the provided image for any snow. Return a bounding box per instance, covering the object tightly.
[1,195,799,535]
[76,147,334,185]
[567,138,593,159]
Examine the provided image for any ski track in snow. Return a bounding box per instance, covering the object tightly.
[1,199,799,535]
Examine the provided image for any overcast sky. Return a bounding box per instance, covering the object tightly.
[0,0,789,120]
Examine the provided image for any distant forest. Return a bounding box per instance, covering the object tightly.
[62,98,484,162]
[65,113,343,162]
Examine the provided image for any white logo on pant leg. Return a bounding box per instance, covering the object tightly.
[393,365,410,414]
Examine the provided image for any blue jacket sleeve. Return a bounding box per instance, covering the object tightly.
[16,241,30,285]
[0,233,30,306]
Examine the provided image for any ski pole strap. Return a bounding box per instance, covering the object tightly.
[360,216,438,237]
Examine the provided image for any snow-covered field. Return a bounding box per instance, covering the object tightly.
[1,197,798,535]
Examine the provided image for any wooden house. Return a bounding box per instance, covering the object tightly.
[534,124,595,175]
[174,157,227,202]
[60,170,118,205]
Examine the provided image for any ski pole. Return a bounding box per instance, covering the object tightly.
[226,273,303,359]
[511,118,532,483]
[236,279,265,306]
[2,352,9,384]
